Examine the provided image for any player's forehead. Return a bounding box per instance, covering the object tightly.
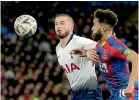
[93,17,99,23]
[55,16,68,23]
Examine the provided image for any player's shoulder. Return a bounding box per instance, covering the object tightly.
[73,35,96,44]
[108,35,124,45]
[56,42,61,53]
[108,35,127,49]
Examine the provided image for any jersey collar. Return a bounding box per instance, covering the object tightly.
[99,35,115,46]
[66,33,74,46]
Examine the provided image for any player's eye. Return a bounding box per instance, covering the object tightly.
[60,22,65,25]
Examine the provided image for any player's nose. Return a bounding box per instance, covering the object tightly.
[56,24,61,28]
[91,29,93,34]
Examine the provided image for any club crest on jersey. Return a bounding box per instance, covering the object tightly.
[69,51,73,59]
[103,51,107,60]
[60,63,80,73]
[102,49,110,60]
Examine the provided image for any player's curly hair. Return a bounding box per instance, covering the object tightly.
[94,9,118,27]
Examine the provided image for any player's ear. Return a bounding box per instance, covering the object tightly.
[101,25,105,32]
[71,25,74,31]
[71,27,73,30]
[102,25,107,32]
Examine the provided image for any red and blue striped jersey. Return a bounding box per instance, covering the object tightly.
[96,35,130,93]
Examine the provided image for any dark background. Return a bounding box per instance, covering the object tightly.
[1,1,138,100]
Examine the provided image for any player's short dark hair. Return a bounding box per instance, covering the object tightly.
[55,14,74,25]
[94,9,118,27]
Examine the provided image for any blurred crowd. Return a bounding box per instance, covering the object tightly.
[1,1,138,100]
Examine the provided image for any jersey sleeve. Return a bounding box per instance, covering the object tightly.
[76,36,97,50]
[110,38,130,59]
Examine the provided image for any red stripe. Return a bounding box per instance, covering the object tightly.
[129,86,137,100]
[129,96,134,100]
[110,45,127,59]
[102,42,117,88]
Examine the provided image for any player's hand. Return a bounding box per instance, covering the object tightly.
[72,49,99,62]
[72,48,87,56]
[124,85,134,98]
[86,49,99,62]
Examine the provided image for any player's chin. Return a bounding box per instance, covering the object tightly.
[57,34,66,39]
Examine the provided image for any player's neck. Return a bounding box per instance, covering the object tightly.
[101,31,113,43]
[60,33,73,48]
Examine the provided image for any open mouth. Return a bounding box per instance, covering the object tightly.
[57,30,61,33]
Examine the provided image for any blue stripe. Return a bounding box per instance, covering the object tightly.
[107,36,127,53]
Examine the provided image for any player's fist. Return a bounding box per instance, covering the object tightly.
[124,85,134,98]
